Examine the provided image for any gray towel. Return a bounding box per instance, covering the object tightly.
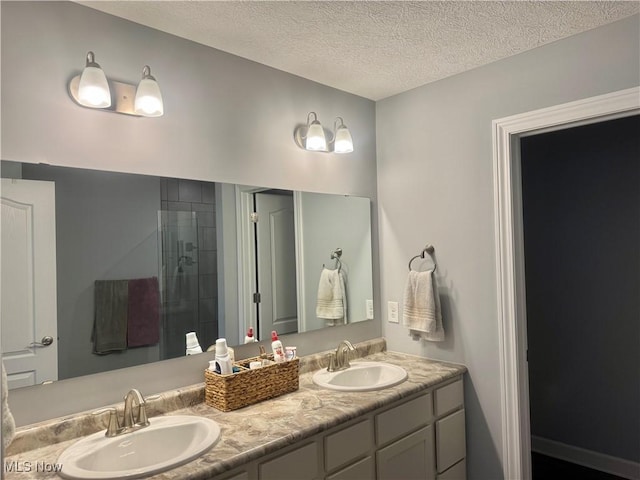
[92,280,129,354]
[2,362,16,455]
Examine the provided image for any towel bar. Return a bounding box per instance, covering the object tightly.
[408,244,437,271]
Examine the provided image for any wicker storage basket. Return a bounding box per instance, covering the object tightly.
[204,355,300,412]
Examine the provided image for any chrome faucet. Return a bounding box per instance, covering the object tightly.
[123,388,149,429]
[327,340,356,372]
[93,389,155,437]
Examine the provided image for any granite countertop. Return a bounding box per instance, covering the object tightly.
[4,340,466,480]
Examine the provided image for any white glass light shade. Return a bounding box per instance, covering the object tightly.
[333,126,354,153]
[78,66,111,108]
[134,66,164,117]
[306,121,327,151]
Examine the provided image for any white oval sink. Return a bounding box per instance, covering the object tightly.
[313,361,408,391]
[57,415,220,480]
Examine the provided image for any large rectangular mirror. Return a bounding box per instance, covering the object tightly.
[0,161,373,389]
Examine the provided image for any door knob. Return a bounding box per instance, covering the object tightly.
[28,336,54,348]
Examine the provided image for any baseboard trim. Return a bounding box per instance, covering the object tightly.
[531,435,640,480]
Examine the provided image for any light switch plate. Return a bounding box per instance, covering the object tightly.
[366,299,374,319]
[388,301,399,323]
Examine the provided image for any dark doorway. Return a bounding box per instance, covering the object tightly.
[520,115,640,478]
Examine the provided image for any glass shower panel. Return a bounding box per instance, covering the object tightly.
[158,211,200,360]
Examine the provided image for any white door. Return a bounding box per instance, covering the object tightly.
[1,178,58,389]
[255,192,298,337]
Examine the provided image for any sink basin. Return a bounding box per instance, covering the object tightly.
[312,361,408,391]
[57,415,220,480]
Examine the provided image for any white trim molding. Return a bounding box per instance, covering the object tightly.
[532,436,640,480]
[492,87,640,480]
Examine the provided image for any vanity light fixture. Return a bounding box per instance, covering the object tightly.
[69,51,164,117]
[134,65,164,117]
[76,51,111,108]
[332,117,354,153]
[294,112,327,151]
[294,112,353,153]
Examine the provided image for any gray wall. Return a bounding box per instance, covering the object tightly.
[1,1,380,425]
[376,14,639,480]
[0,1,377,197]
[522,116,640,462]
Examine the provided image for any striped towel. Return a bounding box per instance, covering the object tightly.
[403,269,444,341]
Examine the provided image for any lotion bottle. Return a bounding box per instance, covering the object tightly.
[271,330,286,363]
[185,332,202,355]
[244,327,257,344]
[214,338,233,374]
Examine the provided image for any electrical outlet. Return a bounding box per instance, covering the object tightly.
[388,301,399,323]
[366,299,374,319]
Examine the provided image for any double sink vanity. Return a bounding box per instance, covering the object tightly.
[5,339,467,480]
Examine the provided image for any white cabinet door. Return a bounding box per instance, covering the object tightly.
[436,409,466,473]
[376,393,432,446]
[327,456,374,480]
[438,459,466,480]
[376,425,435,480]
[259,442,319,480]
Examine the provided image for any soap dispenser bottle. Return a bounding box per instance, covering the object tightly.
[214,338,233,374]
[244,327,257,344]
[271,330,286,363]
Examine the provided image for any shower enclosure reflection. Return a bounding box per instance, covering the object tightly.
[158,211,213,359]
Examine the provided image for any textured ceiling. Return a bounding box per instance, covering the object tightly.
[76,1,639,100]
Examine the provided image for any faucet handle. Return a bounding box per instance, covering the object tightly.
[137,402,150,427]
[327,353,337,372]
[92,407,121,437]
[136,394,160,427]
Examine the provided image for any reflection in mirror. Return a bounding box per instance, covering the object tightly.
[0,161,373,389]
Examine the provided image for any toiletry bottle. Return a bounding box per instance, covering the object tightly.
[185,332,202,355]
[271,330,286,363]
[214,338,233,374]
[244,327,257,344]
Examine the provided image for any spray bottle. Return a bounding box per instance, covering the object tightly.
[271,330,286,363]
[244,327,257,344]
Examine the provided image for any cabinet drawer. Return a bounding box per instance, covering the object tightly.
[220,473,250,480]
[436,409,466,473]
[376,393,432,446]
[325,419,373,472]
[376,425,435,480]
[259,442,319,479]
[326,456,374,480]
[435,379,463,416]
[438,459,466,480]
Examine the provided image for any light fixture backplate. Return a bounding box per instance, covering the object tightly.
[69,75,140,116]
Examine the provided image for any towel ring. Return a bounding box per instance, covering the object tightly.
[408,244,437,272]
[323,248,343,272]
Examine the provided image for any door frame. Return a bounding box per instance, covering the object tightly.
[236,186,304,342]
[236,185,261,341]
[492,86,639,480]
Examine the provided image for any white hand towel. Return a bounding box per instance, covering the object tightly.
[403,269,445,341]
[316,268,347,325]
[2,361,16,455]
